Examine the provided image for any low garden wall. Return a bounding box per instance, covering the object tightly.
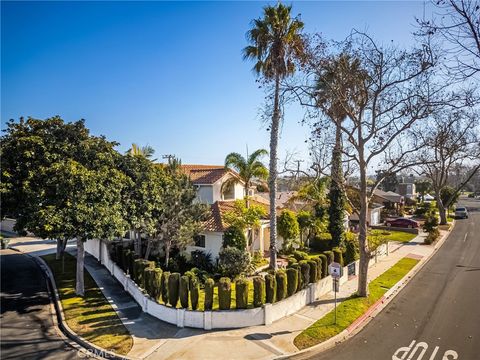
[84,239,379,330]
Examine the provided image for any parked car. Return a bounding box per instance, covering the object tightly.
[454,207,468,219]
[385,217,419,229]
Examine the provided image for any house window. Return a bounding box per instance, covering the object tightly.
[194,234,206,248]
[222,182,235,200]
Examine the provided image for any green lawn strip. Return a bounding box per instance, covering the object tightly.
[42,253,133,355]
[294,257,419,350]
[383,230,417,243]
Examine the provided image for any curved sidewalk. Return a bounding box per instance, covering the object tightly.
[9,232,439,360]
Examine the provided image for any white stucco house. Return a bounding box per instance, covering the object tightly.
[181,165,275,260]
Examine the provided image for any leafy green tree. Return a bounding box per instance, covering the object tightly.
[148,160,209,265]
[224,149,268,208]
[223,199,267,251]
[440,186,460,217]
[277,210,300,252]
[415,179,432,201]
[296,211,313,247]
[244,3,305,269]
[1,117,128,296]
[120,155,164,256]
[222,226,247,250]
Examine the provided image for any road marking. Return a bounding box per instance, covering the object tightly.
[392,340,458,360]
[463,233,468,242]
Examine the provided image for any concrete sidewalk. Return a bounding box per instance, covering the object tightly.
[9,232,439,360]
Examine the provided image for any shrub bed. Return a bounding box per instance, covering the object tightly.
[286,268,298,296]
[253,276,265,307]
[265,274,276,303]
[235,278,249,309]
[276,270,287,301]
[218,277,231,310]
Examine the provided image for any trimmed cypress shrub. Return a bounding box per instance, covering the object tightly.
[133,259,143,285]
[151,268,163,301]
[168,272,180,307]
[265,274,276,303]
[333,247,344,266]
[323,251,334,265]
[218,277,231,310]
[275,270,287,301]
[235,278,249,309]
[286,268,298,296]
[289,263,302,291]
[312,257,322,280]
[121,248,128,272]
[307,260,318,283]
[204,278,214,311]
[125,250,135,276]
[253,276,265,307]
[179,275,190,309]
[161,271,170,304]
[115,245,123,268]
[299,260,310,288]
[190,276,200,310]
[141,261,155,289]
[144,268,155,297]
[318,254,328,278]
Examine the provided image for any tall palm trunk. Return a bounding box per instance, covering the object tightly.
[269,76,281,270]
[75,237,85,296]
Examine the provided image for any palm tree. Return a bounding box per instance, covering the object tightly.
[244,3,305,269]
[224,149,269,208]
[128,143,156,160]
[315,54,367,247]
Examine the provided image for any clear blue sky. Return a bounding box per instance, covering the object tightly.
[1,1,427,166]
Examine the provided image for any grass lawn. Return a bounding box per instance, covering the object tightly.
[293,257,419,350]
[381,230,417,243]
[42,253,133,355]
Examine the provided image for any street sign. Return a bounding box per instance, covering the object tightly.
[328,262,343,279]
[332,278,339,292]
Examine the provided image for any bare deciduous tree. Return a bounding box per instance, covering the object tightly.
[418,0,480,80]
[415,109,480,224]
[309,31,439,297]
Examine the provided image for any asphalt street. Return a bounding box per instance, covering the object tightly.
[0,249,78,360]
[298,197,480,360]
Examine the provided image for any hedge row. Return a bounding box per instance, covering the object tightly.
[114,247,343,311]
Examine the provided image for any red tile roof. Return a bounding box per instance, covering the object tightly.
[203,200,270,232]
[180,165,240,185]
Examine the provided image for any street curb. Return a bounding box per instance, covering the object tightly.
[10,246,131,360]
[34,255,133,360]
[277,221,456,359]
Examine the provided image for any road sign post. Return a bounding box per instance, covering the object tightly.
[328,262,342,324]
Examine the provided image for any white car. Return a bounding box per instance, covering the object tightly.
[455,206,468,219]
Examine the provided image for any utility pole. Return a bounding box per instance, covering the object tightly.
[162,154,175,165]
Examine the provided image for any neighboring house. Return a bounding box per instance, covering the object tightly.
[349,203,384,227]
[372,189,404,211]
[181,165,275,260]
[396,183,417,200]
[256,191,307,212]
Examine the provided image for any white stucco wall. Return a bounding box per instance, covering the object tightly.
[84,238,391,330]
[185,231,223,260]
[196,185,214,204]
